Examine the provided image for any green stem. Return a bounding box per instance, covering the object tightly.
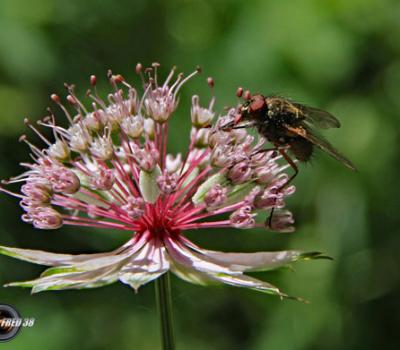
[155,272,175,350]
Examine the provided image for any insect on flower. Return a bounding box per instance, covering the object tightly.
[0,63,327,298]
[221,90,357,226]
[223,91,356,184]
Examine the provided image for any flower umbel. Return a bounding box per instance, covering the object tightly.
[0,64,325,298]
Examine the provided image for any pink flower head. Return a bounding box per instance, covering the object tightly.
[0,63,325,298]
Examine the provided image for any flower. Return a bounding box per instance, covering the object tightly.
[0,63,325,297]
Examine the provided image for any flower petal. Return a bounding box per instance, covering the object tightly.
[119,240,170,291]
[139,166,161,203]
[164,236,240,275]
[0,245,101,266]
[0,238,138,266]
[169,260,217,286]
[165,236,290,296]
[166,236,313,299]
[180,236,329,272]
[2,234,152,292]
[206,272,288,297]
[6,264,121,293]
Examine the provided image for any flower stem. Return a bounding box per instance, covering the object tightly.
[155,272,175,350]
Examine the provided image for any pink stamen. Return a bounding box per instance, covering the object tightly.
[171,165,212,210]
[177,149,210,188]
[175,220,231,230]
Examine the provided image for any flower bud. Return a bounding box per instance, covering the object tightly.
[204,184,227,208]
[121,115,144,139]
[32,207,63,230]
[211,145,233,168]
[121,196,145,219]
[48,140,70,162]
[166,153,182,174]
[20,198,42,212]
[231,129,247,144]
[90,135,114,161]
[48,166,80,194]
[84,111,102,132]
[157,171,178,194]
[267,175,296,197]
[208,129,231,149]
[253,189,283,209]
[89,165,115,191]
[133,144,159,172]
[191,95,214,128]
[269,210,295,232]
[192,173,227,205]
[144,118,155,139]
[106,100,125,128]
[254,163,278,184]
[69,124,91,153]
[21,180,52,203]
[191,127,210,148]
[145,87,176,123]
[227,160,252,184]
[230,206,256,228]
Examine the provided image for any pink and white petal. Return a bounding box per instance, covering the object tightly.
[0,245,98,266]
[70,233,150,270]
[119,240,170,291]
[0,237,138,266]
[169,260,218,286]
[2,235,153,292]
[196,250,302,272]
[178,236,326,272]
[119,269,168,292]
[168,248,291,298]
[164,237,241,275]
[205,272,287,297]
[6,264,121,293]
[38,250,132,277]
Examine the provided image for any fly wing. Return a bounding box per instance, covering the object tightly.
[293,103,341,129]
[284,124,357,171]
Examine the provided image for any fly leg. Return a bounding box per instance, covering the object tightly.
[246,145,295,229]
[250,145,291,159]
[277,148,298,190]
[266,148,298,229]
[251,147,279,158]
[231,123,256,129]
[219,122,257,131]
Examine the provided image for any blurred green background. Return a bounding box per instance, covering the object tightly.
[0,0,399,349]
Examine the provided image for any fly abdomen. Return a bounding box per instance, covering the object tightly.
[289,138,313,162]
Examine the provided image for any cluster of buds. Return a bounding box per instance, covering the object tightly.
[0,63,323,297]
